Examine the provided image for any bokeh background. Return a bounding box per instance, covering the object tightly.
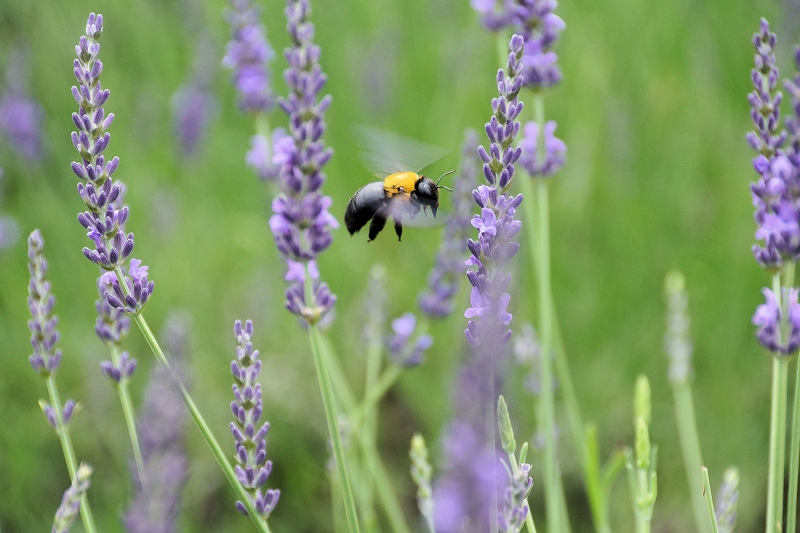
[0,0,792,531]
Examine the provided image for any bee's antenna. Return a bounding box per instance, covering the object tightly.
[436,169,456,189]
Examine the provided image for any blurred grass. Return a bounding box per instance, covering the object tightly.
[0,0,789,531]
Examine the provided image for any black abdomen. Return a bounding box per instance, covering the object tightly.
[344,182,387,235]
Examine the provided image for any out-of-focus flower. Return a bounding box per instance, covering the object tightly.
[519,121,566,178]
[247,128,288,182]
[223,0,276,113]
[387,313,433,368]
[172,36,218,157]
[123,314,190,533]
[418,131,480,318]
[715,467,740,533]
[471,0,516,32]
[0,170,19,250]
[230,320,280,518]
[752,287,800,355]
[498,462,532,533]
[0,48,45,160]
[515,0,565,89]
[52,463,93,533]
[663,271,693,383]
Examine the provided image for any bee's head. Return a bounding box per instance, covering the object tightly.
[415,170,455,217]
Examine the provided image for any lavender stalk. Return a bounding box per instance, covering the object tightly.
[68,14,272,531]
[52,463,93,533]
[27,230,98,533]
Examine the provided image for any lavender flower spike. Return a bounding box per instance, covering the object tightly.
[124,315,190,533]
[27,230,63,377]
[52,463,93,533]
[418,131,480,319]
[0,48,45,161]
[387,313,433,367]
[748,19,794,269]
[515,0,566,90]
[271,0,338,324]
[223,0,276,114]
[752,287,800,355]
[230,320,280,519]
[467,34,525,348]
[471,0,516,32]
[519,120,566,178]
[70,13,153,314]
[498,462,533,533]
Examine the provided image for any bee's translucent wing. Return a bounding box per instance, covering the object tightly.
[384,198,447,228]
[356,126,449,178]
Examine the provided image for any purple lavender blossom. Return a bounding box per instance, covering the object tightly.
[52,463,93,533]
[70,13,153,314]
[223,0,276,113]
[515,0,565,89]
[230,320,280,519]
[498,462,533,533]
[748,19,795,269]
[433,35,526,533]
[471,0,516,32]
[0,48,45,160]
[519,120,566,178]
[247,128,288,181]
[752,287,800,355]
[172,36,218,157]
[123,315,190,533]
[270,0,338,324]
[715,467,739,533]
[467,34,525,348]
[418,131,480,318]
[387,313,433,367]
[27,230,63,376]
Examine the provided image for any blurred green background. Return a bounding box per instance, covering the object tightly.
[0,0,790,531]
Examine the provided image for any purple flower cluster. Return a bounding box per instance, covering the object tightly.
[270,0,337,324]
[471,0,565,90]
[124,315,189,533]
[247,128,287,182]
[27,230,63,377]
[222,0,276,113]
[230,320,280,519]
[387,313,433,367]
[172,76,217,157]
[515,0,565,90]
[27,230,77,430]
[0,48,45,161]
[519,120,566,178]
[418,131,480,318]
[498,462,533,533]
[466,34,525,349]
[748,19,795,269]
[69,13,153,315]
[52,463,93,533]
[752,287,800,355]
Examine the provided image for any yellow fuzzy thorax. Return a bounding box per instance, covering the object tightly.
[383,172,419,198]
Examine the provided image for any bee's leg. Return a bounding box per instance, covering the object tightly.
[393,217,403,241]
[368,212,387,242]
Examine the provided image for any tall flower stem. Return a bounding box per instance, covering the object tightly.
[671,376,709,533]
[701,467,721,533]
[109,344,145,484]
[113,267,272,533]
[766,271,789,533]
[522,92,562,533]
[303,268,361,533]
[788,349,800,533]
[319,336,412,533]
[359,311,384,533]
[44,376,98,533]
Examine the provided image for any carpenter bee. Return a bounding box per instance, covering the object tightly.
[344,127,453,242]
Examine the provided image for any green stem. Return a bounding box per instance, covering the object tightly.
[115,267,272,533]
[348,365,403,433]
[788,353,800,533]
[507,452,538,533]
[303,273,361,533]
[766,352,789,533]
[671,380,711,533]
[359,319,385,533]
[255,113,271,139]
[701,467,721,533]
[109,344,145,486]
[45,377,98,533]
[316,331,412,533]
[530,92,561,533]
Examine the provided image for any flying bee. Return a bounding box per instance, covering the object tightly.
[344,127,454,242]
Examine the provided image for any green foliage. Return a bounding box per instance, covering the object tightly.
[0,0,782,531]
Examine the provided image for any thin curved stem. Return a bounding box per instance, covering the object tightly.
[109,344,145,486]
[45,376,98,533]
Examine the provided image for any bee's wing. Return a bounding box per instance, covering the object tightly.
[356,126,449,178]
[384,197,447,228]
